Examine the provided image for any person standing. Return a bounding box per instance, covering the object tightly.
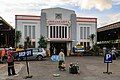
[0,48,6,63]
[58,49,65,70]
[111,48,117,60]
[7,47,16,76]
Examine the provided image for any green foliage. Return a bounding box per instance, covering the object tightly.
[24,36,31,48]
[38,36,47,48]
[90,43,100,56]
[89,34,95,44]
[15,31,22,47]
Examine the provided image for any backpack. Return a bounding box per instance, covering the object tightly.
[69,63,79,74]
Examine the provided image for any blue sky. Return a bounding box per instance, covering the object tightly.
[0,0,120,28]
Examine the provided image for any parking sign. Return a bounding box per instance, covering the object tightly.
[104,54,112,63]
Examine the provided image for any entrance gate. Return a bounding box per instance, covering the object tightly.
[50,42,67,56]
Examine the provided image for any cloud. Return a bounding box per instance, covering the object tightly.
[0,0,119,28]
[112,0,120,5]
[107,13,120,23]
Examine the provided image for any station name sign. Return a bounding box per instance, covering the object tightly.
[47,20,71,25]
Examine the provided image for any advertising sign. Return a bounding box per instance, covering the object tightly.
[17,49,33,57]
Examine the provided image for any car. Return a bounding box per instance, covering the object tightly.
[16,48,47,61]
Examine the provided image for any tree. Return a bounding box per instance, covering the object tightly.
[15,31,22,47]
[24,36,31,48]
[89,34,96,47]
[38,36,47,48]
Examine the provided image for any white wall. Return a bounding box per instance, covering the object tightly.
[16,19,40,48]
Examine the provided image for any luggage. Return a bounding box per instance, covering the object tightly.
[69,63,79,74]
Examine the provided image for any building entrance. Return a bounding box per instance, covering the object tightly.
[50,42,67,56]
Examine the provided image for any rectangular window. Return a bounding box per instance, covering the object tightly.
[53,26,55,38]
[50,26,52,38]
[65,27,67,38]
[56,26,58,38]
[87,27,90,39]
[80,42,83,46]
[84,27,86,39]
[62,26,64,38]
[24,25,27,38]
[59,26,61,38]
[80,27,83,39]
[29,26,31,38]
[32,26,35,39]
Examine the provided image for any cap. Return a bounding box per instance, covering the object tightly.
[9,47,13,50]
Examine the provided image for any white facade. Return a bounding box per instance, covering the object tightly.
[15,15,40,47]
[76,17,97,48]
[15,7,97,56]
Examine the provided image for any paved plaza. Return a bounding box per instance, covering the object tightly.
[1,56,120,80]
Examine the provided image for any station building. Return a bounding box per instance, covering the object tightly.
[15,7,97,56]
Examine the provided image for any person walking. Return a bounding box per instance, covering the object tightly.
[7,47,16,76]
[0,48,6,63]
[58,49,65,71]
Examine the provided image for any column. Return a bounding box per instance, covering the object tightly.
[67,26,69,38]
[67,42,71,56]
[55,26,56,38]
[64,26,65,38]
[48,26,50,38]
[47,42,50,56]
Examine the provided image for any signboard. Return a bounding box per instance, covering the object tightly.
[73,45,85,53]
[104,54,112,63]
[17,49,33,57]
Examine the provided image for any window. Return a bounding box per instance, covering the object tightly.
[56,26,58,38]
[32,26,35,39]
[53,26,55,38]
[87,27,90,39]
[80,27,83,39]
[50,26,52,38]
[62,26,64,38]
[55,13,62,19]
[65,27,67,38]
[84,27,86,39]
[59,26,61,38]
[29,26,31,38]
[24,25,27,38]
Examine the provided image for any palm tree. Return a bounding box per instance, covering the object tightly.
[24,36,31,48]
[15,31,22,47]
[89,34,95,47]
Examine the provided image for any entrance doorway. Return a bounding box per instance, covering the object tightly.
[50,42,67,56]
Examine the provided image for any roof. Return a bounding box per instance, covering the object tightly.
[0,16,14,29]
[97,21,120,32]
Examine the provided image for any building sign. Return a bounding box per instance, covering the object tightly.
[47,20,71,25]
[104,54,112,63]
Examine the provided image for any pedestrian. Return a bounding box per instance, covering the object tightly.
[58,49,65,71]
[0,48,6,63]
[111,48,117,60]
[7,47,16,76]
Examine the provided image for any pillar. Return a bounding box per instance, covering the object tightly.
[67,42,71,56]
[47,42,50,56]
